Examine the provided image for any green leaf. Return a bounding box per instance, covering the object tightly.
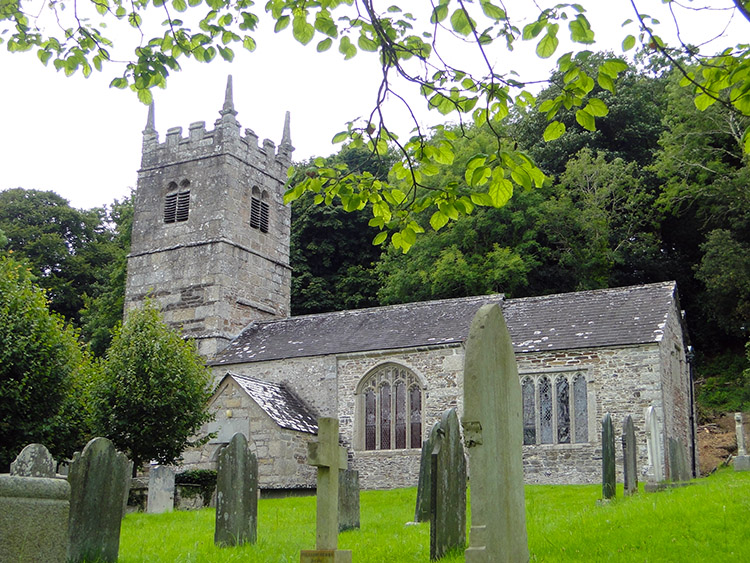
[430,4,448,24]
[597,73,615,93]
[243,36,256,51]
[575,108,595,131]
[137,88,153,104]
[569,15,594,44]
[292,15,314,45]
[339,36,357,59]
[480,1,506,20]
[172,0,187,12]
[584,98,608,117]
[488,174,513,207]
[694,93,717,111]
[373,231,388,246]
[543,120,566,141]
[536,30,559,59]
[317,37,332,52]
[450,8,473,36]
[622,34,636,51]
[430,210,449,231]
[274,15,290,32]
[742,127,750,154]
[332,131,348,143]
[358,34,378,52]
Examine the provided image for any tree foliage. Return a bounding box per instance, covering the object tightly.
[0,253,95,471]
[94,301,213,472]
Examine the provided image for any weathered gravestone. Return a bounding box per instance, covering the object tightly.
[215,432,258,546]
[148,464,175,513]
[67,437,132,563]
[667,437,691,482]
[0,473,70,562]
[734,412,750,471]
[622,415,638,496]
[462,303,529,563]
[601,413,616,500]
[338,469,360,532]
[430,407,466,561]
[644,405,664,489]
[10,443,56,478]
[414,421,440,523]
[300,417,352,563]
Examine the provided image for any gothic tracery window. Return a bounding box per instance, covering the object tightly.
[521,371,589,446]
[359,364,424,451]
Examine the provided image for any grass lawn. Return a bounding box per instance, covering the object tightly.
[119,468,750,562]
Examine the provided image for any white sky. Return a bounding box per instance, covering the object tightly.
[0,1,745,210]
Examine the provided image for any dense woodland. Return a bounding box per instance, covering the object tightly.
[1,54,748,415]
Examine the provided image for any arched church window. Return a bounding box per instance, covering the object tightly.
[573,374,588,442]
[250,187,269,233]
[522,377,536,445]
[556,377,571,444]
[164,180,190,223]
[539,376,553,444]
[357,363,425,451]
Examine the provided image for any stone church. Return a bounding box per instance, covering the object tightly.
[125,78,697,491]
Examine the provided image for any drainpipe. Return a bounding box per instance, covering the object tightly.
[686,345,697,478]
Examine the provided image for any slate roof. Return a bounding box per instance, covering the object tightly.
[210,281,679,365]
[225,373,318,434]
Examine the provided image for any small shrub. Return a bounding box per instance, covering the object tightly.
[176,469,217,506]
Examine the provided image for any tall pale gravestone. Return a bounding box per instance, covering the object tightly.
[10,443,56,477]
[645,405,664,487]
[734,412,750,471]
[462,303,529,563]
[1,444,69,562]
[214,432,258,546]
[148,464,175,513]
[601,413,616,500]
[621,416,638,495]
[429,408,466,561]
[300,417,352,563]
[338,469,360,532]
[414,421,440,522]
[67,437,132,563]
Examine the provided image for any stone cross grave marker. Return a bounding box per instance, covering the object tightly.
[622,415,638,496]
[645,405,664,486]
[147,464,175,513]
[601,413,616,500]
[429,407,466,561]
[10,443,56,478]
[734,412,750,471]
[462,303,529,563]
[338,469,360,532]
[214,432,258,546]
[301,417,352,563]
[67,437,132,563]
[414,421,440,522]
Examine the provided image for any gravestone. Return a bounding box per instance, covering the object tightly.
[430,408,466,561]
[148,464,175,513]
[734,412,750,471]
[414,421,440,522]
[462,303,529,563]
[601,413,616,500]
[644,405,664,488]
[300,417,352,563]
[10,443,56,478]
[338,469,360,532]
[667,437,691,482]
[0,474,70,562]
[214,432,258,546]
[621,415,638,496]
[67,437,132,563]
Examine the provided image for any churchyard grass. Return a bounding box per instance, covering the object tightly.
[119,468,750,562]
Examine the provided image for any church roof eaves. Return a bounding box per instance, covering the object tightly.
[209,281,680,365]
[225,372,318,434]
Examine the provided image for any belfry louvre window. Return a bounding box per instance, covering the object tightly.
[164,181,190,223]
[250,187,269,233]
[521,372,588,446]
[360,363,423,451]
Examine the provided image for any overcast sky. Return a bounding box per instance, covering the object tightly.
[0,1,744,210]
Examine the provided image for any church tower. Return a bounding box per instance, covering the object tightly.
[125,76,293,358]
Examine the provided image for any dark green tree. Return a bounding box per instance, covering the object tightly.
[0,253,95,470]
[95,301,213,473]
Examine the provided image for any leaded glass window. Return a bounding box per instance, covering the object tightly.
[556,378,570,444]
[395,381,406,449]
[365,389,376,450]
[380,383,391,450]
[521,371,589,446]
[522,377,536,445]
[539,376,553,444]
[409,386,422,449]
[573,374,588,442]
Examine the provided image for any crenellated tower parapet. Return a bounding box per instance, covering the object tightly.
[126,75,294,359]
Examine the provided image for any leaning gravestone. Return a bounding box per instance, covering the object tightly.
[644,405,664,489]
[338,469,360,532]
[601,413,616,500]
[414,421,440,523]
[67,437,132,563]
[300,417,352,563]
[430,408,466,561]
[10,443,56,478]
[734,412,750,471]
[147,464,175,513]
[622,415,638,496]
[215,432,258,547]
[462,303,529,563]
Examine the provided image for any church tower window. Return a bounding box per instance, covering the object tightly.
[356,363,425,451]
[250,187,269,233]
[164,180,191,224]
